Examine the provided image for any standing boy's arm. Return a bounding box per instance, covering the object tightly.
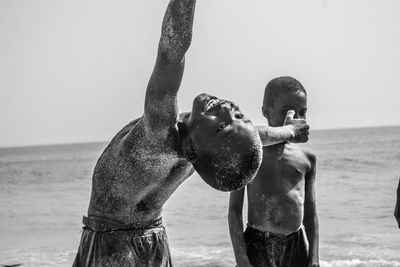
[143,0,196,133]
[394,177,400,228]
[228,188,254,267]
[303,154,319,267]
[256,110,309,146]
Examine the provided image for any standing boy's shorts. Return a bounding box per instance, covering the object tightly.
[72,216,173,267]
[244,224,309,267]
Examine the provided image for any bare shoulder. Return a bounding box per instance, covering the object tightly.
[285,143,316,162]
[302,147,316,164]
[117,116,180,154]
[93,116,188,185]
[299,146,316,176]
[111,118,144,152]
[93,118,143,166]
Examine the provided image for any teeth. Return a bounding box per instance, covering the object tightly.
[205,98,221,111]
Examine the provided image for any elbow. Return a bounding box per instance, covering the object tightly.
[228,217,239,235]
[228,210,242,226]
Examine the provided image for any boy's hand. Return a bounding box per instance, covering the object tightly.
[283,110,309,143]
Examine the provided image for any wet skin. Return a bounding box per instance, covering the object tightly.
[229,90,319,267]
[87,93,259,227]
[247,91,311,233]
[87,0,198,227]
[86,0,309,230]
[87,116,194,227]
[247,143,314,234]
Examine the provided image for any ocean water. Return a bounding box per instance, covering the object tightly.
[0,126,399,267]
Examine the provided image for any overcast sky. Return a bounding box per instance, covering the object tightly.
[1,0,399,147]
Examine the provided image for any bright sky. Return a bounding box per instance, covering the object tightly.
[1,0,399,147]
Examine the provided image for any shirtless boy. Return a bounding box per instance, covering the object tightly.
[229,77,319,267]
[73,1,310,266]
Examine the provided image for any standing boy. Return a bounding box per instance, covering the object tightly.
[229,77,319,267]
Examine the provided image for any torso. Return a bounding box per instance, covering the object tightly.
[87,117,194,228]
[247,143,312,234]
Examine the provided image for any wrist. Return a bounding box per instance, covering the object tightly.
[309,252,319,262]
[283,125,295,141]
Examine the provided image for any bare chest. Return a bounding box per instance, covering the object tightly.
[250,146,309,193]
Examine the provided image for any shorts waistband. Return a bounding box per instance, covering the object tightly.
[82,216,163,232]
[246,224,304,239]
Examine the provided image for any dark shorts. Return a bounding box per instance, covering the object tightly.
[244,225,309,267]
[73,216,173,267]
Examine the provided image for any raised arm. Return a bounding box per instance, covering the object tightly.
[394,178,400,228]
[228,188,253,267]
[143,0,197,132]
[257,110,310,146]
[303,154,319,267]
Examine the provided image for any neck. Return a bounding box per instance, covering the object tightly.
[178,112,190,121]
[267,142,287,149]
[177,122,192,160]
[265,143,286,157]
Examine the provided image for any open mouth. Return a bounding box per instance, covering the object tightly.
[205,98,224,111]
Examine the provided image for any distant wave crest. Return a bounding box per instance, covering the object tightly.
[321,259,400,267]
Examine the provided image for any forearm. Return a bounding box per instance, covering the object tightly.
[304,215,319,263]
[256,125,294,146]
[228,212,251,265]
[160,0,196,62]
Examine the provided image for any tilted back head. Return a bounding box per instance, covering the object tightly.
[192,134,262,191]
[182,117,262,191]
[180,93,263,191]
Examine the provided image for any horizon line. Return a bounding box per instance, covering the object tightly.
[1,123,399,150]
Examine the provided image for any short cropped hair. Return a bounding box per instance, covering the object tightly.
[192,136,262,192]
[263,76,306,108]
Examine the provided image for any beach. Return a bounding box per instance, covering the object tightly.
[0,126,400,266]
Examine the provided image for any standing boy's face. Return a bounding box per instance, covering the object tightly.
[266,91,307,127]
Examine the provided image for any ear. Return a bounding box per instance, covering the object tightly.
[184,136,197,161]
[262,106,270,121]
